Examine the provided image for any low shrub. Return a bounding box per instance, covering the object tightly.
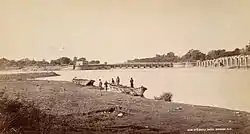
[154,92,173,102]
[0,96,54,133]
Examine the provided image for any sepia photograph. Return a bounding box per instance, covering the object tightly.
[0,0,250,133]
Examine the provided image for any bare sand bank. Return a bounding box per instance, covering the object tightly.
[0,65,73,72]
[0,73,249,133]
[0,72,59,81]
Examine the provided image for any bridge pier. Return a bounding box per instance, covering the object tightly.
[246,55,249,68]
[210,60,213,67]
[227,58,231,67]
[196,60,200,67]
[236,56,239,67]
[203,61,206,67]
[223,58,227,67]
[232,57,235,67]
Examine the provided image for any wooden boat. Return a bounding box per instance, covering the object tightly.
[109,84,147,97]
[72,77,95,86]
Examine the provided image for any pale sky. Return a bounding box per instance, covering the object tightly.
[1,0,250,63]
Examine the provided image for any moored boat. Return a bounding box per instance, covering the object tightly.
[72,77,95,86]
[109,84,147,97]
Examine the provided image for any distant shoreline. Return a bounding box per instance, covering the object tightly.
[0,71,60,81]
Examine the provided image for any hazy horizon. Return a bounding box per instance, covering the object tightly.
[1,0,250,63]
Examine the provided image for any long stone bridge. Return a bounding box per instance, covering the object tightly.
[109,62,173,68]
[196,55,249,68]
[73,61,174,70]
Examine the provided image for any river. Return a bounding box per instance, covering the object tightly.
[4,68,250,112]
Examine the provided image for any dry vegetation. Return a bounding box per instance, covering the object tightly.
[0,97,47,133]
[154,92,173,102]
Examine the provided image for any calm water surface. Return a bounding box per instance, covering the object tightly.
[5,68,250,112]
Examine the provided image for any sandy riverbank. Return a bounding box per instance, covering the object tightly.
[0,72,60,81]
[0,65,73,72]
[0,73,249,134]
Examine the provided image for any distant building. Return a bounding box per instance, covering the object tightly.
[73,57,77,62]
[76,61,82,66]
[76,60,88,66]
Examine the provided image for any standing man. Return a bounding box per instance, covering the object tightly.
[99,79,103,96]
[130,77,134,88]
[111,78,115,85]
[104,81,108,91]
[116,76,120,86]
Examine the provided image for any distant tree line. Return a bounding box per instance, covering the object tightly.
[75,57,100,64]
[1,44,250,68]
[128,44,250,63]
[0,57,100,69]
[0,58,50,69]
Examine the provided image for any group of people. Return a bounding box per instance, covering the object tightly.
[98,76,134,90]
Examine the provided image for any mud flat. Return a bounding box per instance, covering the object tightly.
[0,72,60,81]
[0,73,250,133]
[20,65,73,71]
[0,65,73,72]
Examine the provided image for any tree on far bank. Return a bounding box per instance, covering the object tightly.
[165,52,180,62]
[234,48,241,55]
[181,49,206,62]
[50,57,72,65]
[245,45,250,55]
[50,60,59,65]
[36,59,49,67]
[89,60,100,64]
[7,60,18,67]
[77,57,87,61]
[206,48,243,60]
[206,50,225,60]
[0,58,10,68]
[59,57,72,65]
